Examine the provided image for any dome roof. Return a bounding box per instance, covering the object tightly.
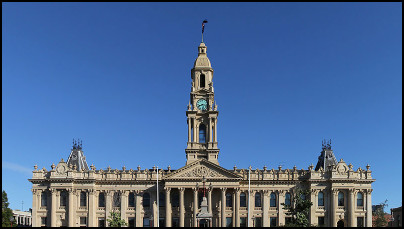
[193,42,211,68]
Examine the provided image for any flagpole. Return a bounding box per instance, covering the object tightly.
[248,166,251,227]
[157,166,159,227]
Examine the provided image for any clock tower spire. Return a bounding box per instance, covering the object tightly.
[185,42,219,165]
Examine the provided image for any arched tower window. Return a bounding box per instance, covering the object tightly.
[338,192,344,206]
[98,192,105,207]
[128,192,135,207]
[240,192,247,207]
[357,192,363,207]
[255,192,262,207]
[285,192,291,206]
[200,74,205,88]
[270,192,276,207]
[143,193,150,207]
[318,191,324,206]
[226,193,232,207]
[199,124,206,143]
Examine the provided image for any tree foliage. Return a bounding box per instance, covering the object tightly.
[281,188,314,227]
[107,210,128,227]
[2,190,15,227]
[373,199,389,227]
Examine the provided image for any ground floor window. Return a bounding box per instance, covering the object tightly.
[143,217,150,227]
[80,217,87,227]
[98,218,105,227]
[357,217,364,227]
[159,217,165,227]
[240,217,247,227]
[254,217,262,227]
[226,217,232,227]
[270,217,277,227]
[172,217,179,227]
[318,217,325,226]
[41,217,47,227]
[128,217,135,227]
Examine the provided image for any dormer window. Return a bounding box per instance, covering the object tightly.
[200,74,205,88]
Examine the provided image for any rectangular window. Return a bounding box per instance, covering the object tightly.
[226,217,232,227]
[270,217,277,227]
[80,217,87,227]
[254,217,262,227]
[159,218,165,227]
[318,217,325,226]
[128,217,135,227]
[143,217,150,227]
[172,217,179,227]
[41,193,47,207]
[98,218,105,227]
[80,192,87,207]
[41,217,47,227]
[240,217,247,227]
[357,217,364,227]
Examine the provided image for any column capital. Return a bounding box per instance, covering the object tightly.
[366,189,373,194]
[192,187,198,192]
[164,187,171,193]
[348,188,355,193]
[277,190,285,196]
[263,190,270,195]
[179,187,185,193]
[50,188,57,194]
[31,188,38,194]
[234,187,241,193]
[121,190,129,197]
[331,188,339,195]
[220,187,227,193]
[311,189,320,195]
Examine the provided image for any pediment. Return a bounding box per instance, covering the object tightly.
[164,159,242,180]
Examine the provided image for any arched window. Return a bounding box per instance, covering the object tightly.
[171,191,179,207]
[159,192,165,207]
[128,192,135,207]
[318,192,324,206]
[270,192,276,207]
[200,74,205,88]
[240,192,247,207]
[357,192,363,207]
[255,192,262,207]
[60,190,67,207]
[98,193,105,207]
[113,192,121,207]
[80,191,87,207]
[41,191,47,206]
[338,192,344,206]
[143,193,150,207]
[199,124,206,143]
[285,192,291,206]
[226,193,232,207]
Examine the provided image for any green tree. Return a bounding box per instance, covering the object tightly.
[2,190,15,227]
[107,211,127,227]
[281,188,314,227]
[373,199,389,227]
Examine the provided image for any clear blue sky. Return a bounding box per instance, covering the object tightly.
[2,3,402,211]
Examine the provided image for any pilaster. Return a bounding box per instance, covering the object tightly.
[68,188,75,227]
[277,190,285,226]
[50,188,57,227]
[121,191,128,227]
[135,191,142,227]
[262,190,269,227]
[105,190,113,227]
[348,188,355,227]
[366,189,373,227]
[331,188,338,227]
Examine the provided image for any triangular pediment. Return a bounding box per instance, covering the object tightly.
[164,159,242,180]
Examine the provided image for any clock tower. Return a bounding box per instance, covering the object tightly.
[185,42,219,165]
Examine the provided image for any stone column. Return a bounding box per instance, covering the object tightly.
[50,188,57,227]
[209,118,213,143]
[121,191,128,227]
[165,187,172,227]
[68,189,75,227]
[366,189,372,227]
[232,190,236,226]
[135,191,142,227]
[179,188,185,227]
[88,190,96,227]
[262,190,269,227]
[208,188,212,215]
[193,187,198,227]
[278,190,285,226]
[348,188,355,227]
[248,190,254,227]
[221,188,227,227]
[310,189,317,226]
[193,119,197,143]
[331,188,337,227]
[235,188,240,227]
[31,189,38,227]
[106,191,113,227]
[214,118,217,142]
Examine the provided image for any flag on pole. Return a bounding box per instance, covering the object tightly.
[202,20,208,34]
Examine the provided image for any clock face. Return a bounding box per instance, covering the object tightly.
[196,99,208,111]
[71,154,77,160]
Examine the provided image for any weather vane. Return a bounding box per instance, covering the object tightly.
[202,19,208,42]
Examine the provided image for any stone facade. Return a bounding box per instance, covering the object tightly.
[29,41,375,227]
[12,209,32,227]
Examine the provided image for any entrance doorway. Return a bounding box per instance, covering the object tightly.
[199,219,208,227]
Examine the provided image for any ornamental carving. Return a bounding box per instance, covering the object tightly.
[177,165,225,178]
[56,163,68,175]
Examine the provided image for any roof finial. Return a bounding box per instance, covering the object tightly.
[201,19,208,43]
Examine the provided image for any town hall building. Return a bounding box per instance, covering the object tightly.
[29,39,375,227]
